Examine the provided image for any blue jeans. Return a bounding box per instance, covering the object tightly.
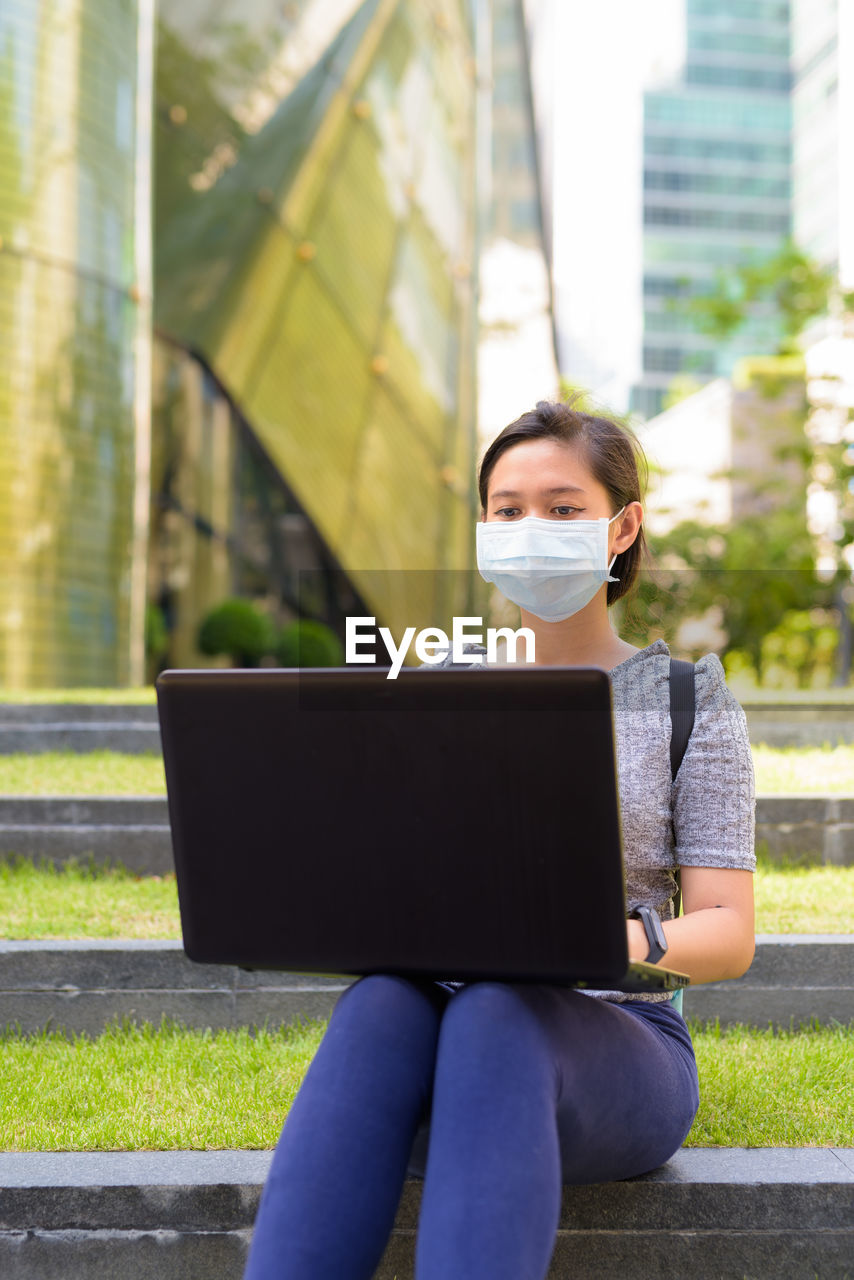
[244,975,699,1280]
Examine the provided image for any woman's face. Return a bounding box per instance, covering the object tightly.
[482,437,642,562]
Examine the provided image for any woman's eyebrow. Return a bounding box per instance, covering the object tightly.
[490,486,586,499]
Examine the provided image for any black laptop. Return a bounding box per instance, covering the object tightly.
[156,667,688,994]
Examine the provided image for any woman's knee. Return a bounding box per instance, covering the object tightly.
[332,974,445,1041]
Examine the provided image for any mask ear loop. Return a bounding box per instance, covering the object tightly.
[606,506,627,580]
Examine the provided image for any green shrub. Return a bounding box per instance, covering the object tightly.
[276,619,345,667]
[197,599,276,667]
[144,604,169,681]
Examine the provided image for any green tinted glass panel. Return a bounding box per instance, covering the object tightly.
[348,387,441,573]
[210,220,298,394]
[0,0,145,688]
[246,265,371,553]
[0,253,137,687]
[309,119,398,345]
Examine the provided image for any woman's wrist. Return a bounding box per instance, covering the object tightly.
[626,917,649,964]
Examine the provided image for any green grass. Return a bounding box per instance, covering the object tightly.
[0,1020,323,1149]
[752,744,854,794]
[0,688,157,704]
[6,685,853,705]
[729,684,854,704]
[0,857,851,940]
[0,1019,849,1150]
[1,745,852,797]
[0,751,166,795]
[0,747,850,793]
[0,859,180,939]
[754,861,854,933]
[687,1020,854,1146]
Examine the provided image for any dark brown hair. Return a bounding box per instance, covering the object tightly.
[477,395,648,605]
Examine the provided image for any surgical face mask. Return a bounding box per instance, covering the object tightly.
[475,510,625,623]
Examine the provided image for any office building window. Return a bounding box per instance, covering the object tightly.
[646,95,790,132]
[687,0,789,21]
[644,206,790,233]
[644,170,790,199]
[643,346,717,374]
[644,134,790,165]
[685,64,791,92]
[688,29,790,56]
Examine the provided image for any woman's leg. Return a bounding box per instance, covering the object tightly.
[244,974,446,1280]
[415,983,698,1280]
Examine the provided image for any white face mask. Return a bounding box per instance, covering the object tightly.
[476,510,625,622]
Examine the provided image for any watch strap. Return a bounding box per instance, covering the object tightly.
[630,905,668,964]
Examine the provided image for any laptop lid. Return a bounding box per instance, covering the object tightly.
[156,667,686,990]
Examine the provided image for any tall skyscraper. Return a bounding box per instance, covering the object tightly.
[631,0,792,419]
[791,0,854,290]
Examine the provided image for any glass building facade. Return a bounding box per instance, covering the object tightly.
[2,0,551,685]
[152,0,484,660]
[0,0,153,687]
[631,0,793,419]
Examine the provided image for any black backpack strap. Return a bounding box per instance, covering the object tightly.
[669,658,696,782]
[669,657,695,920]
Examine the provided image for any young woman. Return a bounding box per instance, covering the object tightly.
[244,398,756,1280]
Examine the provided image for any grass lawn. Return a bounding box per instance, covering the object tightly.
[0,688,157,704]
[0,1018,849,1150]
[0,751,166,795]
[2,745,854,796]
[751,744,854,794]
[0,859,180,940]
[0,856,851,939]
[3,684,854,705]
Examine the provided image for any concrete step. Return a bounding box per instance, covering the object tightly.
[2,794,852,870]
[742,700,854,747]
[0,796,172,874]
[756,794,854,865]
[0,1148,851,1279]
[0,940,347,1034]
[0,705,160,754]
[0,938,850,1033]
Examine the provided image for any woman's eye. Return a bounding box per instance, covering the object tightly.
[552,506,580,517]
[495,507,520,518]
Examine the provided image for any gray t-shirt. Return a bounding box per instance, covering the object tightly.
[426,637,756,1002]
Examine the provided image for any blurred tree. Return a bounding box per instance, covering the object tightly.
[623,506,831,685]
[672,238,835,354]
[653,241,854,685]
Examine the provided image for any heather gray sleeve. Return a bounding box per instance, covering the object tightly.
[672,654,755,869]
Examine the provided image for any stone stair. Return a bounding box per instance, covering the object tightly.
[1,700,852,1278]
[2,793,852,869]
[0,937,851,1033]
[1,1148,852,1279]
[0,705,161,754]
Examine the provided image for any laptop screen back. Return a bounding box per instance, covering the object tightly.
[156,667,630,985]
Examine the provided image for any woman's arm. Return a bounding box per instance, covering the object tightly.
[627,866,755,983]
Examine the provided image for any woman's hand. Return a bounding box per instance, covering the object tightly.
[627,867,755,984]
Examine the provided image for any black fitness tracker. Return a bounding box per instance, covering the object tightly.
[630,906,669,964]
